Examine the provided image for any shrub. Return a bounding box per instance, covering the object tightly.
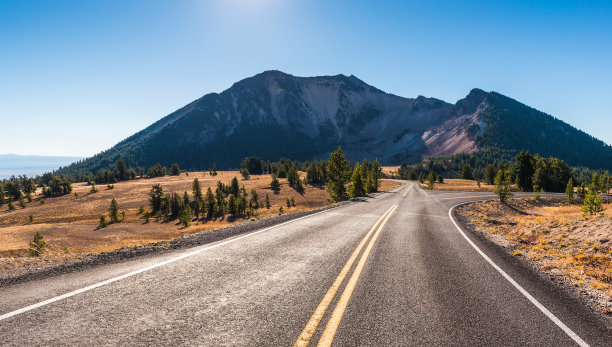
[99,215,108,228]
[28,232,46,257]
[582,189,605,217]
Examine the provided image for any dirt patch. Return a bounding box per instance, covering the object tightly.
[456,198,612,317]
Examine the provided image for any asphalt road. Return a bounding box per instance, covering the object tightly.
[0,182,610,346]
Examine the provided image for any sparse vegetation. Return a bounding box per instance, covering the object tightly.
[494,168,513,203]
[28,232,46,257]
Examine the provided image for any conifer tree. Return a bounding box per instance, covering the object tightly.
[427,171,435,190]
[494,169,514,204]
[270,176,281,191]
[210,163,218,176]
[484,164,496,185]
[350,163,366,198]
[582,188,605,217]
[250,189,259,208]
[418,172,425,184]
[565,177,574,204]
[286,197,291,208]
[514,151,535,191]
[115,159,128,181]
[265,193,271,209]
[98,215,107,228]
[591,172,601,194]
[241,168,250,180]
[228,194,238,218]
[205,187,216,219]
[170,163,181,176]
[149,184,164,213]
[577,183,587,199]
[230,177,240,196]
[29,232,47,256]
[602,171,610,204]
[325,146,350,202]
[109,198,119,223]
[461,164,474,180]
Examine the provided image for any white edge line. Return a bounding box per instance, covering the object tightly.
[0,204,346,322]
[448,201,589,347]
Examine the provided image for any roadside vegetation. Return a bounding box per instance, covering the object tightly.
[457,198,612,315]
[0,148,398,272]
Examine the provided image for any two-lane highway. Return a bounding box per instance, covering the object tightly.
[0,182,610,346]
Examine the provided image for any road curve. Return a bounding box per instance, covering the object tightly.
[0,182,610,346]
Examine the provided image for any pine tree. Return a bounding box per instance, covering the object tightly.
[205,187,216,219]
[250,189,259,208]
[270,176,281,191]
[602,171,611,204]
[514,151,535,191]
[484,164,496,185]
[115,159,128,181]
[461,164,474,180]
[149,184,164,213]
[179,203,192,227]
[418,172,425,184]
[98,215,107,228]
[240,168,250,180]
[427,171,435,190]
[350,163,366,198]
[591,172,601,194]
[170,163,181,176]
[494,169,514,204]
[577,183,587,199]
[566,177,574,204]
[29,232,47,256]
[286,197,291,208]
[228,194,238,218]
[192,179,202,200]
[325,146,350,202]
[109,198,119,223]
[291,196,295,206]
[230,177,240,196]
[582,188,605,217]
[265,194,271,209]
[210,163,218,176]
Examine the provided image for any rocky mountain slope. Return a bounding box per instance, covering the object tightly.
[57,71,612,176]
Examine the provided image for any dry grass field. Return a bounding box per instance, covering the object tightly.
[458,198,612,314]
[0,173,401,272]
[419,178,513,192]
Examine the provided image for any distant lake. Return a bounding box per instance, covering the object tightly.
[0,154,83,179]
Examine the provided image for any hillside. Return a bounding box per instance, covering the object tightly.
[55,71,612,178]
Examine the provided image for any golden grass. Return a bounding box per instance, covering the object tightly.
[458,198,612,313]
[419,178,519,192]
[0,173,400,272]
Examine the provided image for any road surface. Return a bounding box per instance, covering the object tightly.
[0,182,610,346]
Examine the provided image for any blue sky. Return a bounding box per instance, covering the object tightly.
[1,0,611,156]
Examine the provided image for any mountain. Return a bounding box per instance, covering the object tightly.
[0,154,82,180]
[56,71,612,177]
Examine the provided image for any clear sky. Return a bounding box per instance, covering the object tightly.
[1,0,611,157]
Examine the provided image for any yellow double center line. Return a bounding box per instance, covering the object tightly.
[293,203,399,347]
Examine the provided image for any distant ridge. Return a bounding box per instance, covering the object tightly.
[54,71,612,178]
